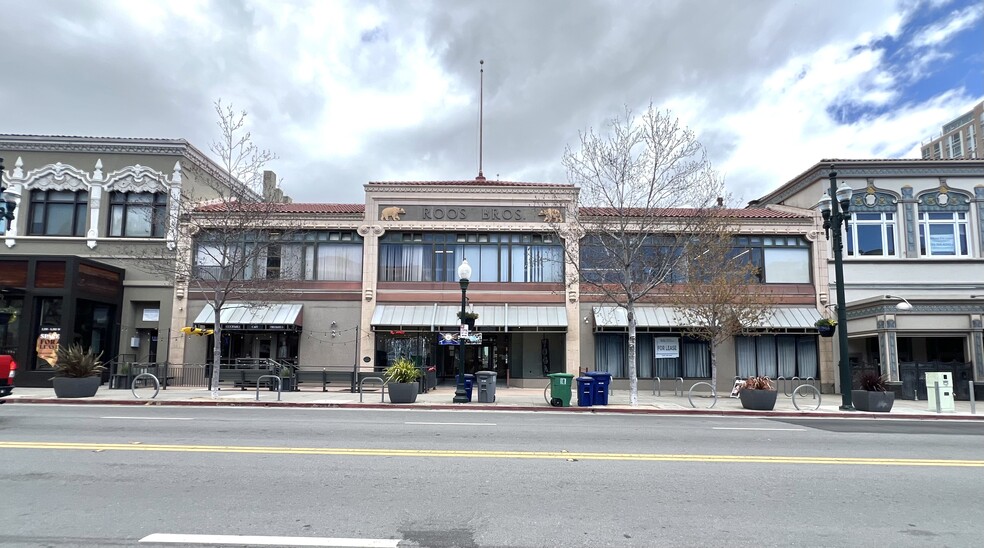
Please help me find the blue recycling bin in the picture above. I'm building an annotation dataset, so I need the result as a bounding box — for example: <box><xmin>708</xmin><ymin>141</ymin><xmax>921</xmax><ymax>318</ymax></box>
<box><xmin>576</xmin><ymin>377</ymin><xmax>595</xmax><ymax>407</ymax></box>
<box><xmin>458</xmin><ymin>373</ymin><xmax>475</xmax><ymax>402</ymax></box>
<box><xmin>586</xmin><ymin>371</ymin><xmax>612</xmax><ymax>405</ymax></box>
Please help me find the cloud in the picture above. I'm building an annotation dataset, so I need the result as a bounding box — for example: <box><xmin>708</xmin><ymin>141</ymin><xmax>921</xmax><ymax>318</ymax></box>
<box><xmin>2</xmin><ymin>0</ymin><xmax>981</xmax><ymax>207</ymax></box>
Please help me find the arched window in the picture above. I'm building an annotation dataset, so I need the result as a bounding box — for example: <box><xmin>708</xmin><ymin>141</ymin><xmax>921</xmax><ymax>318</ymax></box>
<box><xmin>845</xmin><ymin>182</ymin><xmax>898</xmax><ymax>257</ymax></box>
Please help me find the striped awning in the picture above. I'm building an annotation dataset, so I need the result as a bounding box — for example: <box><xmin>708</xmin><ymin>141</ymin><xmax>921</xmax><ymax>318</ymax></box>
<box><xmin>194</xmin><ymin>303</ymin><xmax>303</xmax><ymax>327</ymax></box>
<box><xmin>371</xmin><ymin>305</ymin><xmax>568</xmax><ymax>329</ymax></box>
<box><xmin>593</xmin><ymin>306</ymin><xmax>822</xmax><ymax>329</ymax></box>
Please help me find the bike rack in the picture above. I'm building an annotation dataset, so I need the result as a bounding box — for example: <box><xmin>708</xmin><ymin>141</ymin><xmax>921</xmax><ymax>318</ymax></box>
<box><xmin>687</xmin><ymin>381</ymin><xmax>717</xmax><ymax>409</ymax></box>
<box><xmin>359</xmin><ymin>376</ymin><xmax>385</xmax><ymax>403</ymax></box>
<box><xmin>255</xmin><ymin>375</ymin><xmax>282</xmax><ymax>401</ymax></box>
<box><xmin>653</xmin><ymin>377</ymin><xmax>661</xmax><ymax>396</ymax></box>
<box><xmin>674</xmin><ymin>377</ymin><xmax>684</xmax><ymax>397</ymax></box>
<box><xmin>777</xmin><ymin>376</ymin><xmax>788</xmax><ymax>396</ymax></box>
<box><xmin>791</xmin><ymin>384</ymin><xmax>821</xmax><ymax>411</ymax></box>
<box><xmin>131</xmin><ymin>373</ymin><xmax>160</xmax><ymax>399</ymax></box>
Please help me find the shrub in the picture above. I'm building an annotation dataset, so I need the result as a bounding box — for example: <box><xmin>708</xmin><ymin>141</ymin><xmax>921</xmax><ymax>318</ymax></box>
<box><xmin>815</xmin><ymin>318</ymin><xmax>836</xmax><ymax>327</ymax></box>
<box><xmin>51</xmin><ymin>344</ymin><xmax>106</xmax><ymax>379</ymax></box>
<box><xmin>457</xmin><ymin>310</ymin><xmax>479</xmax><ymax>320</ymax></box>
<box><xmin>742</xmin><ymin>376</ymin><xmax>775</xmax><ymax>391</ymax></box>
<box><xmin>384</xmin><ymin>357</ymin><xmax>422</xmax><ymax>384</ymax></box>
<box><xmin>859</xmin><ymin>371</ymin><xmax>888</xmax><ymax>392</ymax></box>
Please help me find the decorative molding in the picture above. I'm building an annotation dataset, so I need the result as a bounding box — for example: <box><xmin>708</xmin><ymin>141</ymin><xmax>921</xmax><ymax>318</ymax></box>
<box><xmin>917</xmin><ymin>182</ymin><xmax>971</xmax><ymax>211</ymax></box>
<box><xmin>23</xmin><ymin>162</ymin><xmax>90</xmax><ymax>192</ymax></box>
<box><xmin>851</xmin><ymin>303</ymin><xmax>984</xmax><ymax>319</ymax></box>
<box><xmin>104</xmin><ymin>164</ymin><xmax>170</xmax><ymax>193</ymax></box>
<box><xmin>902</xmin><ymin>188</ymin><xmax>917</xmax><ymax>257</ymax></box>
<box><xmin>976</xmin><ymin>186</ymin><xmax>984</xmax><ymax>254</ymax></box>
<box><xmin>850</xmin><ymin>179</ymin><xmax>898</xmax><ymax>212</ymax></box>
<box><xmin>888</xmin><ymin>331</ymin><xmax>898</xmax><ymax>379</ymax></box>
<box><xmin>357</xmin><ymin>224</ymin><xmax>385</xmax><ymax>237</ymax></box>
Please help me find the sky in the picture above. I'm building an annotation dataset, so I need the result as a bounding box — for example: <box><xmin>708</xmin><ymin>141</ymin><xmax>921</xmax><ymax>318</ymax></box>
<box><xmin>2</xmin><ymin>0</ymin><xmax>982</xmax><ymax>205</ymax></box>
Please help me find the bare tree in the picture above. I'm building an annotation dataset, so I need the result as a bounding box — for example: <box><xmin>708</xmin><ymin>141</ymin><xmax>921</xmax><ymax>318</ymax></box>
<box><xmin>675</xmin><ymin>215</ymin><xmax>777</xmax><ymax>391</ymax></box>
<box><xmin>128</xmin><ymin>100</ymin><xmax>293</xmax><ymax>397</ymax></box>
<box><xmin>556</xmin><ymin>104</ymin><xmax>724</xmax><ymax>405</ymax></box>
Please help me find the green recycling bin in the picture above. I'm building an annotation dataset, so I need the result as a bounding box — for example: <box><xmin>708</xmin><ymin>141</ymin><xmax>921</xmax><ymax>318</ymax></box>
<box><xmin>546</xmin><ymin>373</ymin><xmax>575</xmax><ymax>407</ymax></box>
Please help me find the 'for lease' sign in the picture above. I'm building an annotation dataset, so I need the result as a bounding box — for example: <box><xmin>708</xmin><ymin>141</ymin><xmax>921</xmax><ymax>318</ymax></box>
<box><xmin>654</xmin><ymin>337</ymin><xmax>680</xmax><ymax>359</ymax></box>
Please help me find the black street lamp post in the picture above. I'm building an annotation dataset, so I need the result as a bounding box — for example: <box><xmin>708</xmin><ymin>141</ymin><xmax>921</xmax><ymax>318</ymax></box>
<box><xmin>818</xmin><ymin>167</ymin><xmax>855</xmax><ymax>410</ymax></box>
<box><xmin>453</xmin><ymin>258</ymin><xmax>472</xmax><ymax>404</ymax></box>
<box><xmin>1</xmin><ymin>157</ymin><xmax>20</xmax><ymax>226</ymax></box>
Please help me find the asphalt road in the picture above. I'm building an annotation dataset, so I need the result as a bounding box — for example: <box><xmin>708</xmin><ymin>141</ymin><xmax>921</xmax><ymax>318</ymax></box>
<box><xmin>2</xmin><ymin>405</ymin><xmax>982</xmax><ymax>547</ymax></box>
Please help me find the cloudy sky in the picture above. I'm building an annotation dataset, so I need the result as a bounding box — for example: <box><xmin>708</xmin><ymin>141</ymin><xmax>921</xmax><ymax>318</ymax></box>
<box><xmin>3</xmin><ymin>0</ymin><xmax>982</xmax><ymax>204</ymax></box>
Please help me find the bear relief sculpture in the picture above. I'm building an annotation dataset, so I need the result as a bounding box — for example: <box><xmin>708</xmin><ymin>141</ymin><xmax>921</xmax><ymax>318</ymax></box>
<box><xmin>538</xmin><ymin>208</ymin><xmax>562</xmax><ymax>223</ymax></box>
<box><xmin>380</xmin><ymin>206</ymin><xmax>406</xmax><ymax>221</ymax></box>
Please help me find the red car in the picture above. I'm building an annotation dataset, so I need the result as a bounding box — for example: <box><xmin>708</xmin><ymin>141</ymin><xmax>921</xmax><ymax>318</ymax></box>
<box><xmin>0</xmin><ymin>355</ymin><xmax>16</xmax><ymax>400</ymax></box>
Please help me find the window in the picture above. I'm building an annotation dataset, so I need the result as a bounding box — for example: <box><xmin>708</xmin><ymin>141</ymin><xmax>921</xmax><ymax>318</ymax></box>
<box><xmin>933</xmin><ymin>142</ymin><xmax>942</xmax><ymax>159</ymax></box>
<box><xmin>919</xmin><ymin>211</ymin><xmax>968</xmax><ymax>256</ymax></box>
<box><xmin>732</xmin><ymin>236</ymin><xmax>810</xmax><ymax>283</ymax></box>
<box><xmin>579</xmin><ymin>234</ymin><xmax>687</xmax><ymax>284</ymax></box>
<box><xmin>379</xmin><ymin>232</ymin><xmax>563</xmax><ymax>283</ymax></box>
<box><xmin>847</xmin><ymin>212</ymin><xmax>896</xmax><ymax>256</ymax></box>
<box><xmin>736</xmin><ymin>335</ymin><xmax>818</xmax><ymax>378</ymax></box>
<box><xmin>949</xmin><ymin>133</ymin><xmax>963</xmax><ymax>158</ymax></box>
<box><xmin>108</xmin><ymin>191</ymin><xmax>167</xmax><ymax>237</ymax></box>
<box><xmin>28</xmin><ymin>190</ymin><xmax>88</xmax><ymax>236</ymax></box>
<box><xmin>595</xmin><ymin>333</ymin><xmax>709</xmax><ymax>378</ymax></box>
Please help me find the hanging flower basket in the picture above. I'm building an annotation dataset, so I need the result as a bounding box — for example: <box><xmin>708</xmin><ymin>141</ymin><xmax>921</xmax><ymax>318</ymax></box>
<box><xmin>815</xmin><ymin>319</ymin><xmax>836</xmax><ymax>338</ymax></box>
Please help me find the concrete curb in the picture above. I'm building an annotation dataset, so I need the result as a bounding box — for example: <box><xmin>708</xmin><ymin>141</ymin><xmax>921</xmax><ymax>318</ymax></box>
<box><xmin>6</xmin><ymin>397</ymin><xmax>983</xmax><ymax>420</ymax></box>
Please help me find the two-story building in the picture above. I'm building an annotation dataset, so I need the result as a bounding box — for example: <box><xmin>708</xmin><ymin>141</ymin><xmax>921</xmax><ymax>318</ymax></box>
<box><xmin>751</xmin><ymin>159</ymin><xmax>984</xmax><ymax>400</ymax></box>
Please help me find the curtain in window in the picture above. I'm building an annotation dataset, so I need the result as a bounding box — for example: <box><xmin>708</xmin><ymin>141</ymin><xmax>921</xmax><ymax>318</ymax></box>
<box><xmin>736</xmin><ymin>337</ymin><xmax>756</xmax><ymax>377</ymax></box>
<box><xmin>683</xmin><ymin>340</ymin><xmax>709</xmax><ymax>377</ymax></box>
<box><xmin>777</xmin><ymin>336</ymin><xmax>796</xmax><ymax>378</ymax></box>
<box><xmin>280</xmin><ymin>244</ymin><xmax>303</xmax><ymax>280</ymax></box>
<box><xmin>636</xmin><ymin>334</ymin><xmax>653</xmax><ymax>378</ymax></box>
<box><xmin>797</xmin><ymin>337</ymin><xmax>818</xmax><ymax>378</ymax></box>
<box><xmin>756</xmin><ymin>336</ymin><xmax>777</xmax><ymax>377</ymax></box>
<box><xmin>318</xmin><ymin>244</ymin><xmax>363</xmax><ymax>281</ymax></box>
<box><xmin>595</xmin><ymin>334</ymin><xmax>625</xmax><ymax>377</ymax></box>
<box><xmin>655</xmin><ymin>358</ymin><xmax>678</xmax><ymax>377</ymax></box>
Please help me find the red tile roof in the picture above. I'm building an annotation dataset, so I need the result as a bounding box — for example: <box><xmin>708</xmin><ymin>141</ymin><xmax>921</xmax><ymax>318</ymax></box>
<box><xmin>579</xmin><ymin>207</ymin><xmax>807</xmax><ymax>219</ymax></box>
<box><xmin>194</xmin><ymin>202</ymin><xmax>364</xmax><ymax>214</ymax></box>
<box><xmin>367</xmin><ymin>179</ymin><xmax>573</xmax><ymax>187</ymax></box>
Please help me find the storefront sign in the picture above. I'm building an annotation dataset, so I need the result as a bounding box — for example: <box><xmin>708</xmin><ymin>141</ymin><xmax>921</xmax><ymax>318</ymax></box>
<box><xmin>378</xmin><ymin>205</ymin><xmax>564</xmax><ymax>223</ymax></box>
<box><xmin>654</xmin><ymin>337</ymin><xmax>680</xmax><ymax>359</ymax></box>
<box><xmin>438</xmin><ymin>332</ymin><xmax>460</xmax><ymax>345</ymax></box>
<box><xmin>142</xmin><ymin>308</ymin><xmax>160</xmax><ymax>322</ymax></box>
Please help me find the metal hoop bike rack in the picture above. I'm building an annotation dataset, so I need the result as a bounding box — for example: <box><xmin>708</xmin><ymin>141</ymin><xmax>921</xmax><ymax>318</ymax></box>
<box><xmin>359</xmin><ymin>376</ymin><xmax>385</xmax><ymax>403</ymax></box>
<box><xmin>130</xmin><ymin>373</ymin><xmax>160</xmax><ymax>399</ymax></box>
<box><xmin>674</xmin><ymin>377</ymin><xmax>684</xmax><ymax>397</ymax></box>
<box><xmin>791</xmin><ymin>383</ymin><xmax>821</xmax><ymax>411</ymax></box>
<box><xmin>255</xmin><ymin>375</ymin><xmax>282</xmax><ymax>401</ymax></box>
<box><xmin>687</xmin><ymin>381</ymin><xmax>717</xmax><ymax>409</ymax></box>
<box><xmin>652</xmin><ymin>377</ymin><xmax>661</xmax><ymax>396</ymax></box>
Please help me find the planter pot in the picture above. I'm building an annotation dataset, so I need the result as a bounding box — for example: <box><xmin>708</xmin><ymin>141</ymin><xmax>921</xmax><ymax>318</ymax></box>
<box><xmin>463</xmin><ymin>318</ymin><xmax>476</xmax><ymax>329</ymax></box>
<box><xmin>52</xmin><ymin>376</ymin><xmax>102</xmax><ymax>398</ymax></box>
<box><xmin>852</xmin><ymin>390</ymin><xmax>895</xmax><ymax>412</ymax></box>
<box><xmin>739</xmin><ymin>389</ymin><xmax>778</xmax><ymax>411</ymax></box>
<box><xmin>388</xmin><ymin>382</ymin><xmax>419</xmax><ymax>404</ymax></box>
<box><xmin>816</xmin><ymin>324</ymin><xmax>836</xmax><ymax>337</ymax></box>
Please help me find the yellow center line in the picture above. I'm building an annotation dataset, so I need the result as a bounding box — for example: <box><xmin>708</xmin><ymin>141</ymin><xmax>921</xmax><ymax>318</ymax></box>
<box><xmin>1</xmin><ymin>441</ymin><xmax>981</xmax><ymax>467</ymax></box>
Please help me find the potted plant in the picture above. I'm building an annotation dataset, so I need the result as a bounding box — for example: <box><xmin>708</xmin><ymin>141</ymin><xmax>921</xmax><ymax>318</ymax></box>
<box><xmin>852</xmin><ymin>371</ymin><xmax>895</xmax><ymax>412</ymax></box>
<box><xmin>384</xmin><ymin>357</ymin><xmax>422</xmax><ymax>403</ymax></box>
<box><xmin>50</xmin><ymin>344</ymin><xmax>106</xmax><ymax>398</ymax></box>
<box><xmin>457</xmin><ymin>310</ymin><xmax>479</xmax><ymax>329</ymax></box>
<box><xmin>738</xmin><ymin>376</ymin><xmax>778</xmax><ymax>411</ymax></box>
<box><xmin>815</xmin><ymin>317</ymin><xmax>837</xmax><ymax>337</ymax></box>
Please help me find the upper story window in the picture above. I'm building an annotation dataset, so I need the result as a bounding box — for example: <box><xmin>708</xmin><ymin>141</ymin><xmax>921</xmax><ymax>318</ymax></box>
<box><xmin>194</xmin><ymin>230</ymin><xmax>363</xmax><ymax>282</ymax></box>
<box><xmin>107</xmin><ymin>191</ymin><xmax>167</xmax><ymax>237</ymax></box>
<box><xmin>949</xmin><ymin>133</ymin><xmax>963</xmax><ymax>158</ymax></box>
<box><xmin>919</xmin><ymin>211</ymin><xmax>969</xmax><ymax>256</ymax></box>
<box><xmin>733</xmin><ymin>235</ymin><xmax>811</xmax><ymax>283</ymax></box>
<box><xmin>380</xmin><ymin>232</ymin><xmax>563</xmax><ymax>283</ymax></box>
<box><xmin>847</xmin><ymin>212</ymin><xmax>896</xmax><ymax>256</ymax></box>
<box><xmin>933</xmin><ymin>142</ymin><xmax>942</xmax><ymax>159</ymax></box>
<box><xmin>917</xmin><ymin>185</ymin><xmax>971</xmax><ymax>257</ymax></box>
<box><xmin>28</xmin><ymin>190</ymin><xmax>88</xmax><ymax>236</ymax></box>
<box><xmin>302</xmin><ymin>231</ymin><xmax>362</xmax><ymax>281</ymax></box>
<box><xmin>845</xmin><ymin>182</ymin><xmax>899</xmax><ymax>258</ymax></box>
<box><xmin>579</xmin><ymin>234</ymin><xmax>686</xmax><ymax>285</ymax></box>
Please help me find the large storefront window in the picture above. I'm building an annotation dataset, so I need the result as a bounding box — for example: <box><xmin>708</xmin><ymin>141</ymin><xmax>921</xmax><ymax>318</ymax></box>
<box><xmin>736</xmin><ymin>335</ymin><xmax>818</xmax><ymax>378</ymax></box>
<box><xmin>0</xmin><ymin>293</ymin><xmax>25</xmax><ymax>356</ymax></box>
<box><xmin>595</xmin><ymin>333</ymin><xmax>709</xmax><ymax>378</ymax></box>
<box><xmin>379</xmin><ymin>232</ymin><xmax>563</xmax><ymax>283</ymax></box>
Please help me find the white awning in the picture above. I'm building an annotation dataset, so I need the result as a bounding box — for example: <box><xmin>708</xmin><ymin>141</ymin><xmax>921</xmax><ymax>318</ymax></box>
<box><xmin>193</xmin><ymin>303</ymin><xmax>303</xmax><ymax>327</ymax></box>
<box><xmin>593</xmin><ymin>306</ymin><xmax>822</xmax><ymax>329</ymax></box>
<box><xmin>371</xmin><ymin>304</ymin><xmax>568</xmax><ymax>329</ymax></box>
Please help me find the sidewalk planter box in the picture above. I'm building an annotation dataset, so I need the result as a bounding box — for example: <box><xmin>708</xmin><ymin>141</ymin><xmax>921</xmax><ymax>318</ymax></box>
<box><xmin>52</xmin><ymin>376</ymin><xmax>102</xmax><ymax>398</ymax></box>
<box><xmin>388</xmin><ymin>382</ymin><xmax>419</xmax><ymax>404</ymax></box>
<box><xmin>852</xmin><ymin>390</ymin><xmax>895</xmax><ymax>412</ymax></box>
<box><xmin>739</xmin><ymin>389</ymin><xmax>777</xmax><ymax>411</ymax></box>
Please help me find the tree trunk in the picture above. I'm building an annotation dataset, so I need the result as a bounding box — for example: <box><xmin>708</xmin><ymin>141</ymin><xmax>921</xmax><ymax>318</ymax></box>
<box><xmin>627</xmin><ymin>305</ymin><xmax>638</xmax><ymax>406</ymax></box>
<box><xmin>710</xmin><ymin>333</ymin><xmax>720</xmax><ymax>396</ymax></box>
<box><xmin>210</xmin><ymin>294</ymin><xmax>222</xmax><ymax>398</ymax></box>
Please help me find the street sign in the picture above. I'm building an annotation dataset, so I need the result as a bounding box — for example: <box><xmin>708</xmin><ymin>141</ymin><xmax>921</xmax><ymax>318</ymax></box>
<box><xmin>438</xmin><ymin>332</ymin><xmax>460</xmax><ymax>345</ymax></box>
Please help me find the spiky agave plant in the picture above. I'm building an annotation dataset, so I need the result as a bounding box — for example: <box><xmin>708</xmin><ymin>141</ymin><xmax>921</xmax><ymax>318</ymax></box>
<box><xmin>52</xmin><ymin>344</ymin><xmax>106</xmax><ymax>378</ymax></box>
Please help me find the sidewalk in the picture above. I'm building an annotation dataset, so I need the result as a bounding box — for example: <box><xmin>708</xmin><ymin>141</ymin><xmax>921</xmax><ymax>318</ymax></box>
<box><xmin>3</xmin><ymin>383</ymin><xmax>981</xmax><ymax>420</ymax></box>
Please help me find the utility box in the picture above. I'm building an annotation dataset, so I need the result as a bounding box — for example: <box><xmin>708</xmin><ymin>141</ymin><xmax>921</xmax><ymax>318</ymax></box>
<box><xmin>925</xmin><ymin>372</ymin><xmax>955</xmax><ymax>412</ymax></box>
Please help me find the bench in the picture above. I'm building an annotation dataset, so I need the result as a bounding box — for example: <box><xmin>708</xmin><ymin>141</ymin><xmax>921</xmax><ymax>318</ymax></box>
<box><xmin>293</xmin><ymin>369</ymin><xmax>357</xmax><ymax>392</ymax></box>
